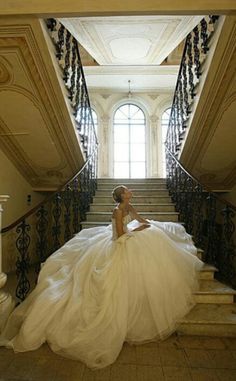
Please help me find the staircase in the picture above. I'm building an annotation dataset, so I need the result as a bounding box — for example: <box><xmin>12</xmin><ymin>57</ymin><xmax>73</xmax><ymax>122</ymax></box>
<box><xmin>82</xmin><ymin>178</ymin><xmax>236</xmax><ymax>337</ymax></box>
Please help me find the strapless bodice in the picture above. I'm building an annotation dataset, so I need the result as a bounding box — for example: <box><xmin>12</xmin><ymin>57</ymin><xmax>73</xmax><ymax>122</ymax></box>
<box><xmin>112</xmin><ymin>213</ymin><xmax>132</xmax><ymax>240</ymax></box>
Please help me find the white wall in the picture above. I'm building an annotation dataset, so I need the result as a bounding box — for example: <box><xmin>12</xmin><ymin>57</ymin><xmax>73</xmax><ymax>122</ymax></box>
<box><xmin>0</xmin><ymin>149</ymin><xmax>44</xmax><ymax>227</ymax></box>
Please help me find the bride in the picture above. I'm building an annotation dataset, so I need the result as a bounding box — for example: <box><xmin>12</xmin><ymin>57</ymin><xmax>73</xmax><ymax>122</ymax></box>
<box><xmin>0</xmin><ymin>185</ymin><xmax>203</xmax><ymax>369</ymax></box>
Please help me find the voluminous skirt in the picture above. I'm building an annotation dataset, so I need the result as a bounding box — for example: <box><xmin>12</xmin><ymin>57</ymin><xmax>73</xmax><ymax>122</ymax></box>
<box><xmin>0</xmin><ymin>221</ymin><xmax>203</xmax><ymax>369</ymax></box>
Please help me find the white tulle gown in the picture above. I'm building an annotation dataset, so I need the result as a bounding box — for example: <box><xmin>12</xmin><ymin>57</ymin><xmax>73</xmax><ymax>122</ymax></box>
<box><xmin>0</xmin><ymin>216</ymin><xmax>203</xmax><ymax>369</ymax></box>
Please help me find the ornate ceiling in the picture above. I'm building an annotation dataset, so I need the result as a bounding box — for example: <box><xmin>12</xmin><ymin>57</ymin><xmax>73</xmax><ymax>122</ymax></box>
<box><xmin>60</xmin><ymin>16</ymin><xmax>202</xmax><ymax>65</ymax></box>
<box><xmin>60</xmin><ymin>16</ymin><xmax>202</xmax><ymax>92</ymax></box>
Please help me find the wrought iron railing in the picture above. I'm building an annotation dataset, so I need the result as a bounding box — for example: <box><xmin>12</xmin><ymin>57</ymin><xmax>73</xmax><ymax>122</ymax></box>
<box><xmin>166</xmin><ymin>15</ymin><xmax>219</xmax><ymax>156</ymax></box>
<box><xmin>2</xmin><ymin>149</ymin><xmax>97</xmax><ymax>302</ymax></box>
<box><xmin>165</xmin><ymin>14</ymin><xmax>236</xmax><ymax>287</ymax></box>
<box><xmin>166</xmin><ymin>146</ymin><xmax>236</xmax><ymax>288</ymax></box>
<box><xmin>0</xmin><ymin>19</ymin><xmax>99</xmax><ymax>303</ymax></box>
<box><xmin>46</xmin><ymin>18</ymin><xmax>97</xmax><ymax>158</ymax></box>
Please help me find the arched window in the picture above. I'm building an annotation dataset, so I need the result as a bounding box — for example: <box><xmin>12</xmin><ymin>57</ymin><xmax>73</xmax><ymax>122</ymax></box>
<box><xmin>113</xmin><ymin>104</ymin><xmax>146</xmax><ymax>178</ymax></box>
<box><xmin>161</xmin><ymin>108</ymin><xmax>171</xmax><ymax>177</ymax></box>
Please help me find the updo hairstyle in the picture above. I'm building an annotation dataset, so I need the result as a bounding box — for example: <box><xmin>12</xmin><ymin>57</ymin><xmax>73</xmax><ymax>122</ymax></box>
<box><xmin>112</xmin><ymin>185</ymin><xmax>126</xmax><ymax>203</ymax></box>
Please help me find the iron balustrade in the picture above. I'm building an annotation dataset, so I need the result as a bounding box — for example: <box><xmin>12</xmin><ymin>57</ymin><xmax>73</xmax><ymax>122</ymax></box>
<box><xmin>165</xmin><ymin>14</ymin><xmax>236</xmax><ymax>287</ymax></box>
<box><xmin>166</xmin><ymin>15</ymin><xmax>220</xmax><ymax>156</ymax></box>
<box><xmin>2</xmin><ymin>149</ymin><xmax>98</xmax><ymax>302</ymax></box>
<box><xmin>166</xmin><ymin>146</ymin><xmax>236</xmax><ymax>289</ymax></box>
<box><xmin>46</xmin><ymin>18</ymin><xmax>98</xmax><ymax>158</ymax></box>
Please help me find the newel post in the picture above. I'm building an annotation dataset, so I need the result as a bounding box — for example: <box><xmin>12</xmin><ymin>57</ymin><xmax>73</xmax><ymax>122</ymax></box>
<box><xmin>0</xmin><ymin>195</ymin><xmax>14</xmax><ymax>332</ymax></box>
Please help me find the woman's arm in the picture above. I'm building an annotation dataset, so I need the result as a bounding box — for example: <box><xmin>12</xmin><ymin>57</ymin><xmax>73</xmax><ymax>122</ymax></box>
<box><xmin>129</xmin><ymin>204</ymin><xmax>149</xmax><ymax>223</ymax></box>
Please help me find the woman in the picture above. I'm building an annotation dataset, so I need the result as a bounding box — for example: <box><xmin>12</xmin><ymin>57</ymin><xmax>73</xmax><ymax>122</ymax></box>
<box><xmin>0</xmin><ymin>185</ymin><xmax>203</xmax><ymax>369</ymax></box>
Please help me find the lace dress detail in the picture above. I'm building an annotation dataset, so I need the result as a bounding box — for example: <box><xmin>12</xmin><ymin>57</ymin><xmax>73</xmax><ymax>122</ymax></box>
<box><xmin>111</xmin><ymin>213</ymin><xmax>132</xmax><ymax>240</ymax></box>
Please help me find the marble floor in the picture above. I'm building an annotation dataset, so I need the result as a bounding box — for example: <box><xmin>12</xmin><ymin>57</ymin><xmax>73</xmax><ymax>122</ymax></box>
<box><xmin>1</xmin><ymin>334</ymin><xmax>236</xmax><ymax>381</ymax></box>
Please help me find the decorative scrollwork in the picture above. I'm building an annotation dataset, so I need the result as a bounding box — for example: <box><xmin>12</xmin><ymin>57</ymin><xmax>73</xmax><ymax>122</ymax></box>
<box><xmin>35</xmin><ymin>205</ymin><xmax>48</xmax><ymax>275</ymax></box>
<box><xmin>193</xmin><ymin>25</ymin><xmax>201</xmax><ymax>78</ymax></box>
<box><xmin>166</xmin><ymin>16</ymin><xmax>219</xmax><ymax>156</ymax></box>
<box><xmin>52</xmin><ymin>193</ymin><xmax>62</xmax><ymax>251</ymax></box>
<box><xmin>63</xmin><ymin>185</ymin><xmax>72</xmax><ymax>242</ymax></box>
<box><xmin>220</xmin><ymin>206</ymin><xmax>236</xmax><ymax>286</ymax></box>
<box><xmin>166</xmin><ymin>147</ymin><xmax>236</xmax><ymax>289</ymax></box>
<box><xmin>200</xmin><ymin>18</ymin><xmax>209</xmax><ymax>54</ymax></box>
<box><xmin>56</xmin><ymin>23</ymin><xmax>65</xmax><ymax>60</ymax></box>
<box><xmin>15</xmin><ymin>220</ymin><xmax>31</xmax><ymax>301</ymax></box>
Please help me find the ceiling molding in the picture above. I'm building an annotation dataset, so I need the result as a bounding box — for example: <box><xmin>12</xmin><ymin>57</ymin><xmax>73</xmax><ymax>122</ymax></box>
<box><xmin>60</xmin><ymin>16</ymin><xmax>202</xmax><ymax>65</ymax></box>
<box><xmin>0</xmin><ymin>1</ymin><xmax>235</xmax><ymax>17</ymax></box>
<box><xmin>84</xmin><ymin>65</ymin><xmax>179</xmax><ymax>92</ymax></box>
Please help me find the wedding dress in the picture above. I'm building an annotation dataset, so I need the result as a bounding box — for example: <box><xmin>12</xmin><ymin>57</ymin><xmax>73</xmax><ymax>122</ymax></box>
<box><xmin>0</xmin><ymin>215</ymin><xmax>203</xmax><ymax>369</ymax></box>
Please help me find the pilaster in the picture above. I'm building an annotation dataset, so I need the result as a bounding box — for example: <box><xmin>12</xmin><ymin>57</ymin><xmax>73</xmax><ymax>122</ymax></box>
<box><xmin>99</xmin><ymin>114</ymin><xmax>110</xmax><ymax>177</ymax></box>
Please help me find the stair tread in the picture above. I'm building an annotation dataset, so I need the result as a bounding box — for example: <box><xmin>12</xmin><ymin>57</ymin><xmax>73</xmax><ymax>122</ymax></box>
<box><xmin>82</xmin><ymin>220</ymin><xmax>186</xmax><ymax>225</ymax></box>
<box><xmin>94</xmin><ymin>195</ymin><xmax>170</xmax><ymax>200</ymax></box>
<box><xmin>98</xmin><ymin>182</ymin><xmax>167</xmax><ymax>185</ymax></box>
<box><xmin>97</xmin><ymin>178</ymin><xmax>166</xmax><ymax>181</ymax></box>
<box><xmin>86</xmin><ymin>211</ymin><xmax>179</xmax><ymax>215</ymax></box>
<box><xmin>97</xmin><ymin>188</ymin><xmax>168</xmax><ymax>190</ymax></box>
<box><xmin>179</xmin><ymin>303</ymin><xmax>236</xmax><ymax>325</ymax></box>
<box><xmin>91</xmin><ymin>203</ymin><xmax>174</xmax><ymax>206</ymax></box>
<box><xmin>197</xmin><ymin>279</ymin><xmax>236</xmax><ymax>295</ymax></box>
<box><xmin>200</xmin><ymin>264</ymin><xmax>218</xmax><ymax>272</ymax></box>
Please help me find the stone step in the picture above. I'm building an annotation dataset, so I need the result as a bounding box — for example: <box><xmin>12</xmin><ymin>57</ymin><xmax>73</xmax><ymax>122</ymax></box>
<box><xmin>95</xmin><ymin>189</ymin><xmax>170</xmax><ymax>196</ymax></box>
<box><xmin>98</xmin><ymin>183</ymin><xmax>167</xmax><ymax>190</ymax></box>
<box><xmin>89</xmin><ymin>203</ymin><xmax>175</xmax><ymax>212</ymax></box>
<box><xmin>198</xmin><ymin>264</ymin><xmax>218</xmax><ymax>280</ymax></box>
<box><xmin>93</xmin><ymin>196</ymin><xmax>172</xmax><ymax>203</ymax></box>
<box><xmin>177</xmin><ymin>303</ymin><xmax>236</xmax><ymax>337</ymax></box>
<box><xmin>85</xmin><ymin>211</ymin><xmax>179</xmax><ymax>222</ymax></box>
<box><xmin>194</xmin><ymin>280</ymin><xmax>236</xmax><ymax>304</ymax></box>
<box><xmin>97</xmin><ymin>178</ymin><xmax>167</xmax><ymax>184</ymax></box>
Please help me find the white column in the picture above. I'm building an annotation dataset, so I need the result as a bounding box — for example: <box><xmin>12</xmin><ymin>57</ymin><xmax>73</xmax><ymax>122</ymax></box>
<box><xmin>0</xmin><ymin>195</ymin><xmax>14</xmax><ymax>333</ymax></box>
<box><xmin>99</xmin><ymin>115</ymin><xmax>110</xmax><ymax>178</ymax></box>
<box><xmin>149</xmin><ymin>115</ymin><xmax>159</xmax><ymax>177</ymax></box>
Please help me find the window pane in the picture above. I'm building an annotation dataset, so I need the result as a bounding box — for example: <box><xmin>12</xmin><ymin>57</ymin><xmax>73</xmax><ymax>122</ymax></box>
<box><xmin>131</xmin><ymin>109</ymin><xmax>145</xmax><ymax>122</ymax></box>
<box><xmin>130</xmin><ymin>125</ymin><xmax>145</xmax><ymax>143</ymax></box>
<box><xmin>131</xmin><ymin>144</ymin><xmax>145</xmax><ymax>161</ymax></box>
<box><xmin>114</xmin><ymin>125</ymin><xmax>129</xmax><ymax>143</ymax></box>
<box><xmin>131</xmin><ymin>162</ymin><xmax>145</xmax><ymax>178</ymax></box>
<box><xmin>114</xmin><ymin>103</ymin><xmax>146</xmax><ymax>179</ymax></box>
<box><xmin>116</xmin><ymin>105</ymin><xmax>129</xmax><ymax>119</ymax></box>
<box><xmin>114</xmin><ymin>143</ymin><xmax>129</xmax><ymax>161</ymax></box>
<box><xmin>129</xmin><ymin>104</ymin><xmax>139</xmax><ymax>118</ymax></box>
<box><xmin>114</xmin><ymin>162</ymin><xmax>129</xmax><ymax>178</ymax></box>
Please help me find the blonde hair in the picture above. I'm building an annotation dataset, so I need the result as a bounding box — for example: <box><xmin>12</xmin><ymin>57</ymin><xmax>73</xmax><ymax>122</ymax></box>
<box><xmin>112</xmin><ymin>185</ymin><xmax>126</xmax><ymax>203</ymax></box>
